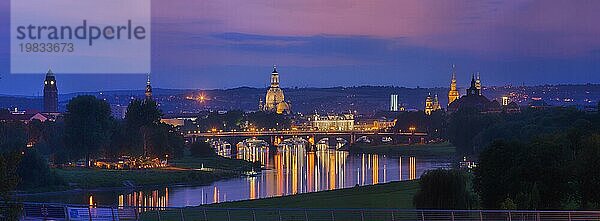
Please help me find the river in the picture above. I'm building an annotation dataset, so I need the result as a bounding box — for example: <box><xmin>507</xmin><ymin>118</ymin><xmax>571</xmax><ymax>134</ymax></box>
<box><xmin>21</xmin><ymin>141</ymin><xmax>453</xmax><ymax>207</ymax></box>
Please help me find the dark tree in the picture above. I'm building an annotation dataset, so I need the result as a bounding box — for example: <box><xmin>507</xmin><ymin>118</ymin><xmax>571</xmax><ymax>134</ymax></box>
<box><xmin>578</xmin><ymin>134</ymin><xmax>600</xmax><ymax>208</ymax></box>
<box><xmin>246</xmin><ymin>111</ymin><xmax>291</xmax><ymax>130</ymax></box>
<box><xmin>475</xmin><ymin>137</ymin><xmax>571</xmax><ymax>209</ymax></box>
<box><xmin>393</xmin><ymin>111</ymin><xmax>447</xmax><ymax>139</ymax></box>
<box><xmin>189</xmin><ymin>141</ymin><xmax>215</xmax><ymax>157</ymax></box>
<box><xmin>447</xmin><ymin>108</ymin><xmax>501</xmax><ymax>154</ymax></box>
<box><xmin>17</xmin><ymin>149</ymin><xmax>63</xmax><ymax>190</ymax></box>
<box><xmin>475</xmin><ymin>140</ymin><xmax>521</xmax><ymax>209</ymax></box>
<box><xmin>0</xmin><ymin>121</ymin><xmax>28</xmax><ymax>153</ymax></box>
<box><xmin>27</xmin><ymin>120</ymin><xmax>66</xmax><ymax>163</ymax></box>
<box><xmin>124</xmin><ymin>99</ymin><xmax>184</xmax><ymax>158</ymax></box>
<box><xmin>64</xmin><ymin>95</ymin><xmax>114</xmax><ymax>165</ymax></box>
<box><xmin>164</xmin><ymin>124</ymin><xmax>185</xmax><ymax>158</ymax></box>
<box><xmin>0</xmin><ymin>152</ymin><xmax>21</xmax><ymax>220</ymax></box>
<box><xmin>125</xmin><ymin>99</ymin><xmax>162</xmax><ymax>156</ymax></box>
<box><xmin>148</xmin><ymin>123</ymin><xmax>185</xmax><ymax>158</ymax></box>
<box><xmin>414</xmin><ymin>169</ymin><xmax>478</xmax><ymax>209</ymax></box>
<box><xmin>125</xmin><ymin>99</ymin><xmax>162</xmax><ymax>129</ymax></box>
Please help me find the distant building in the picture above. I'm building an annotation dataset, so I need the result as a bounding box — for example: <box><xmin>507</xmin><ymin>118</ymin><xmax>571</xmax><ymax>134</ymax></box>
<box><xmin>309</xmin><ymin>113</ymin><xmax>354</xmax><ymax>131</ymax></box>
<box><xmin>448</xmin><ymin>65</ymin><xmax>460</xmax><ymax>106</ymax></box>
<box><xmin>424</xmin><ymin>93</ymin><xmax>441</xmax><ymax>115</ymax></box>
<box><xmin>355</xmin><ymin>118</ymin><xmax>396</xmax><ymax>131</ymax></box>
<box><xmin>43</xmin><ymin>69</ymin><xmax>58</xmax><ymax>113</ymax></box>
<box><xmin>112</xmin><ymin>105</ymin><xmax>128</xmax><ymax>119</ymax></box>
<box><xmin>502</xmin><ymin>96</ymin><xmax>510</xmax><ymax>106</ymax></box>
<box><xmin>529</xmin><ymin>99</ymin><xmax>550</xmax><ymax>109</ymax></box>
<box><xmin>260</xmin><ymin>66</ymin><xmax>291</xmax><ymax>114</ymax></box>
<box><xmin>434</xmin><ymin>95</ymin><xmax>441</xmax><ymax>110</ymax></box>
<box><xmin>390</xmin><ymin>94</ymin><xmax>399</xmax><ymax>112</ymax></box>
<box><xmin>448</xmin><ymin>74</ymin><xmax>520</xmax><ymax>114</ymax></box>
<box><xmin>0</xmin><ymin>109</ymin><xmax>58</xmax><ymax>123</ymax></box>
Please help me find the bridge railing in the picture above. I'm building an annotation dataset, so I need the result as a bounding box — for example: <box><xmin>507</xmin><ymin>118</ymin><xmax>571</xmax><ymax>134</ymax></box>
<box><xmin>4</xmin><ymin>202</ymin><xmax>600</xmax><ymax>221</ymax></box>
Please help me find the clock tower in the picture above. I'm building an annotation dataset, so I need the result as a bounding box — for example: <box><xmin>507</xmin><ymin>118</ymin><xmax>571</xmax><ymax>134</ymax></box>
<box><xmin>43</xmin><ymin>69</ymin><xmax>58</xmax><ymax>113</ymax></box>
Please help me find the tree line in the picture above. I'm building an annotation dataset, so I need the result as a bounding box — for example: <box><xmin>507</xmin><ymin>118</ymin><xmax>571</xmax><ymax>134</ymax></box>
<box><xmin>413</xmin><ymin>106</ymin><xmax>600</xmax><ymax>210</ymax></box>
<box><xmin>0</xmin><ymin>95</ymin><xmax>185</xmax><ymax>193</ymax></box>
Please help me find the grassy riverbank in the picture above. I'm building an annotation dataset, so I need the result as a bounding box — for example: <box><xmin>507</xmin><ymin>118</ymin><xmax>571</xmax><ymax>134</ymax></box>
<box><xmin>140</xmin><ymin>181</ymin><xmax>419</xmax><ymax>220</ymax></box>
<box><xmin>25</xmin><ymin>156</ymin><xmax>254</xmax><ymax>193</ymax></box>
<box><xmin>349</xmin><ymin>142</ymin><xmax>455</xmax><ymax>156</ymax></box>
<box><xmin>213</xmin><ymin>180</ymin><xmax>419</xmax><ymax>209</ymax></box>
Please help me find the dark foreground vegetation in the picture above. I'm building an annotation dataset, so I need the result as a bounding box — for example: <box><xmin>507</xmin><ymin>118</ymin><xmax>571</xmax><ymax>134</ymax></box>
<box><xmin>410</xmin><ymin>106</ymin><xmax>600</xmax><ymax>210</ymax></box>
<box><xmin>0</xmin><ymin>96</ymin><xmax>257</xmax><ymax>201</ymax></box>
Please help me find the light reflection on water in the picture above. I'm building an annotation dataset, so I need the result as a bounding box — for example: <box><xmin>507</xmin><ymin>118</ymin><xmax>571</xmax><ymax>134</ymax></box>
<box><xmin>23</xmin><ymin>142</ymin><xmax>452</xmax><ymax>207</ymax></box>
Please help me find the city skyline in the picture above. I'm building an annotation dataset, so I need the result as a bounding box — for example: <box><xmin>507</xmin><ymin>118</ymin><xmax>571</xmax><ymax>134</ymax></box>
<box><xmin>1</xmin><ymin>0</ymin><xmax>600</xmax><ymax>95</ymax></box>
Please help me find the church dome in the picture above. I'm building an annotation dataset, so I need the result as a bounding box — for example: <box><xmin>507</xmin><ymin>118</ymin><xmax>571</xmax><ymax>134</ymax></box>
<box><xmin>276</xmin><ymin>101</ymin><xmax>290</xmax><ymax>114</ymax></box>
<box><xmin>265</xmin><ymin>87</ymin><xmax>285</xmax><ymax>111</ymax></box>
<box><xmin>447</xmin><ymin>94</ymin><xmax>490</xmax><ymax>113</ymax></box>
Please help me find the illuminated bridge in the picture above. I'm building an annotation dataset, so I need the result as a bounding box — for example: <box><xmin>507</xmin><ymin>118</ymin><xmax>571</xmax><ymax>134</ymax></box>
<box><xmin>184</xmin><ymin>130</ymin><xmax>428</xmax><ymax>149</ymax></box>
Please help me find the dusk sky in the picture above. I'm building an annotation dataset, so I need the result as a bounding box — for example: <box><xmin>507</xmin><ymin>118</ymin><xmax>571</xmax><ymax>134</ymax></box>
<box><xmin>1</xmin><ymin>0</ymin><xmax>600</xmax><ymax>95</ymax></box>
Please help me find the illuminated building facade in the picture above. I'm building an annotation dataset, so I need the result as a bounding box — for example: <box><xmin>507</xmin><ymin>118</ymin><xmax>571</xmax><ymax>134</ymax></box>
<box><xmin>448</xmin><ymin>65</ymin><xmax>460</xmax><ymax>106</ymax></box>
<box><xmin>390</xmin><ymin>94</ymin><xmax>399</xmax><ymax>112</ymax></box>
<box><xmin>260</xmin><ymin>66</ymin><xmax>291</xmax><ymax>114</ymax></box>
<box><xmin>355</xmin><ymin>118</ymin><xmax>397</xmax><ymax>131</ymax></box>
<box><xmin>475</xmin><ymin>72</ymin><xmax>482</xmax><ymax>95</ymax></box>
<box><xmin>502</xmin><ymin>96</ymin><xmax>510</xmax><ymax>106</ymax></box>
<box><xmin>424</xmin><ymin>93</ymin><xmax>441</xmax><ymax>115</ymax></box>
<box><xmin>309</xmin><ymin>114</ymin><xmax>354</xmax><ymax>131</ymax></box>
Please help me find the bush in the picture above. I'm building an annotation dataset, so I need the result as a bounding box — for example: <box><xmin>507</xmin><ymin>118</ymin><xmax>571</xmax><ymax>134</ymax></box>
<box><xmin>17</xmin><ymin>149</ymin><xmax>63</xmax><ymax>190</ymax></box>
<box><xmin>414</xmin><ymin>169</ymin><xmax>478</xmax><ymax>209</ymax></box>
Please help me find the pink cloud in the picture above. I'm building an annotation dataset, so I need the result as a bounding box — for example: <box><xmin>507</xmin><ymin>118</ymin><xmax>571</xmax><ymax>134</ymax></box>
<box><xmin>151</xmin><ymin>0</ymin><xmax>600</xmax><ymax>58</ymax></box>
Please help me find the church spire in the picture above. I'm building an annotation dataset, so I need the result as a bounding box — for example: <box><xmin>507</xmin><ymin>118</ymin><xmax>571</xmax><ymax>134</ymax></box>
<box><xmin>451</xmin><ymin>65</ymin><xmax>456</xmax><ymax>79</ymax></box>
<box><xmin>475</xmin><ymin>72</ymin><xmax>482</xmax><ymax>95</ymax></box>
<box><xmin>145</xmin><ymin>73</ymin><xmax>153</xmax><ymax>100</ymax></box>
<box><xmin>467</xmin><ymin>73</ymin><xmax>480</xmax><ymax>96</ymax></box>
<box><xmin>448</xmin><ymin>65</ymin><xmax>460</xmax><ymax>106</ymax></box>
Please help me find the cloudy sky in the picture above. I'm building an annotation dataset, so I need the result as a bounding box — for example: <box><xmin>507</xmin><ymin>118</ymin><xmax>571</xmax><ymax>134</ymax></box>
<box><xmin>1</xmin><ymin>0</ymin><xmax>599</xmax><ymax>95</ymax></box>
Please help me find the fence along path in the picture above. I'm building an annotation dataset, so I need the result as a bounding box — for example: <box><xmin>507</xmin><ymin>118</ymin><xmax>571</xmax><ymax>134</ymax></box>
<box><xmin>5</xmin><ymin>202</ymin><xmax>600</xmax><ymax>221</ymax></box>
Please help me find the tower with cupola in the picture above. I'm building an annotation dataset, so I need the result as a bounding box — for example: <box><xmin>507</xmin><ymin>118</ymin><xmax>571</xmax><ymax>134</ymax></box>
<box><xmin>448</xmin><ymin>65</ymin><xmax>460</xmax><ymax>106</ymax></box>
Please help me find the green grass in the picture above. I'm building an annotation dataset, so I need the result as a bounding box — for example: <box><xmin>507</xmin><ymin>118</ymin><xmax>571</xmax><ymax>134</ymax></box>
<box><xmin>350</xmin><ymin>142</ymin><xmax>455</xmax><ymax>156</ymax></box>
<box><xmin>140</xmin><ymin>181</ymin><xmax>420</xmax><ymax>221</ymax></box>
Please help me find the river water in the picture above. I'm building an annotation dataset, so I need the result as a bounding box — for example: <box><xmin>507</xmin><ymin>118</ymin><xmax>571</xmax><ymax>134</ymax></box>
<box><xmin>21</xmin><ymin>142</ymin><xmax>453</xmax><ymax>207</ymax></box>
